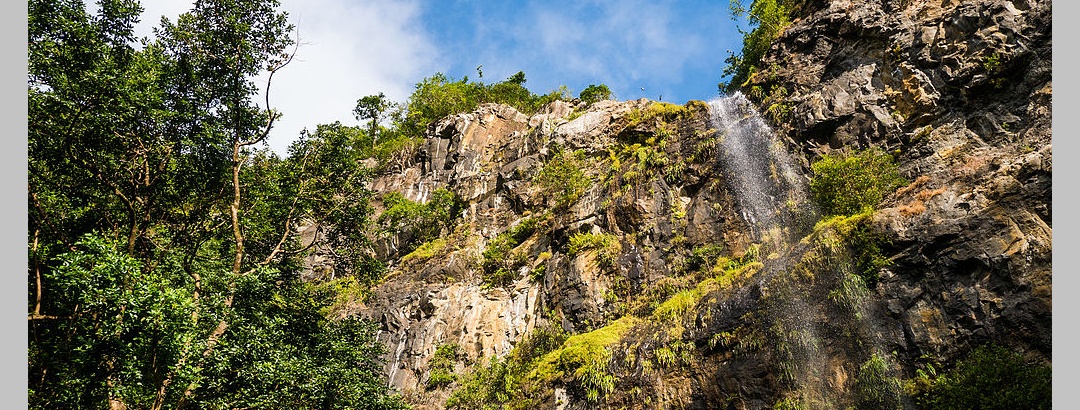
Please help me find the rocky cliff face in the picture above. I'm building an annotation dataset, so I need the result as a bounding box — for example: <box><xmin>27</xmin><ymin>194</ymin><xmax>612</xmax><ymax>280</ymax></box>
<box><xmin>341</xmin><ymin>0</ymin><xmax>1050</xmax><ymax>408</ymax></box>
<box><xmin>746</xmin><ymin>0</ymin><xmax>1051</xmax><ymax>365</ymax></box>
<box><xmin>353</xmin><ymin>98</ymin><xmax>760</xmax><ymax>407</ymax></box>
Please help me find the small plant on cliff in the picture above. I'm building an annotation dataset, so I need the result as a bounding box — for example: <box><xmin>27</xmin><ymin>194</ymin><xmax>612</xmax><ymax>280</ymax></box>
<box><xmin>854</xmin><ymin>353</ymin><xmax>904</xmax><ymax>409</ymax></box>
<box><xmin>809</xmin><ymin>148</ymin><xmax>906</xmax><ymax>217</ymax></box>
<box><xmin>378</xmin><ymin>188</ymin><xmax>465</xmax><ymax>254</ymax></box>
<box><xmin>534</xmin><ymin>149</ymin><xmax>591</xmax><ymax>210</ymax></box>
<box><xmin>427</xmin><ymin>343</ymin><xmax>463</xmax><ymax>389</ymax></box>
<box><xmin>625</xmin><ymin>101</ymin><xmax>692</xmax><ymax>127</ymax></box>
<box><xmin>480</xmin><ymin>217</ymin><xmax>540</xmax><ymax>287</ymax></box>
<box><xmin>568</xmin><ymin>232</ymin><xmax>622</xmax><ymax>270</ymax></box>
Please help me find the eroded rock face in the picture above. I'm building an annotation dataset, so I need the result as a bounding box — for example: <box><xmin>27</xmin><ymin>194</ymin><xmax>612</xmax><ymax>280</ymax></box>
<box><xmin>353</xmin><ymin>98</ymin><xmax>755</xmax><ymax>405</ymax></box>
<box><xmin>747</xmin><ymin>0</ymin><xmax>1051</xmax><ymax>370</ymax></box>
<box><xmin>335</xmin><ymin>1</ymin><xmax>1049</xmax><ymax>408</ymax></box>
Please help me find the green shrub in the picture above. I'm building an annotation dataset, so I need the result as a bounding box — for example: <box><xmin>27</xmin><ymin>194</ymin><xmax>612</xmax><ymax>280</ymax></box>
<box><xmin>529</xmin><ymin>317</ymin><xmax>637</xmax><ymax>403</ymax></box>
<box><xmin>567</xmin><ymin>232</ymin><xmax>621</xmax><ymax>269</ymax></box>
<box><xmin>810</xmin><ymin>209</ymin><xmax>891</xmax><ymax>287</ymax></box>
<box><xmin>480</xmin><ymin>217</ymin><xmax>539</xmax><ymax>287</ymax></box>
<box><xmin>446</xmin><ymin>323</ymin><xmax>568</xmax><ymax>409</ymax></box>
<box><xmin>625</xmin><ymin>102</ymin><xmax>691</xmax><ymax>127</ymax></box>
<box><xmin>400</xmin><ymin>71</ymin><xmax>566</xmax><ymax>137</ymax></box>
<box><xmin>378</xmin><ymin>188</ymin><xmax>464</xmax><ymax>254</ymax></box>
<box><xmin>854</xmin><ymin>353</ymin><xmax>903</xmax><ymax>409</ymax></box>
<box><xmin>534</xmin><ymin>149</ymin><xmax>591</xmax><ymax>209</ymax></box>
<box><xmin>907</xmin><ymin>345</ymin><xmax>1051</xmax><ymax>410</ymax></box>
<box><xmin>687</xmin><ymin>244</ymin><xmax>725</xmax><ymax>272</ymax></box>
<box><xmin>579</xmin><ymin>84</ymin><xmax>613</xmax><ymax>106</ymax></box>
<box><xmin>809</xmin><ymin>148</ymin><xmax>905</xmax><ymax>217</ymax></box>
<box><xmin>401</xmin><ymin>238</ymin><xmax>448</xmax><ymax>263</ymax></box>
<box><xmin>427</xmin><ymin>343</ymin><xmax>462</xmax><ymax>389</ymax></box>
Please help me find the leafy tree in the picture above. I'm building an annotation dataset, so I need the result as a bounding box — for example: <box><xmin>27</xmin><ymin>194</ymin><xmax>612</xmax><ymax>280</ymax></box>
<box><xmin>721</xmin><ymin>0</ymin><xmax>794</xmax><ymax>92</ymax></box>
<box><xmin>579</xmin><ymin>84</ymin><xmax>613</xmax><ymax>106</ymax></box>
<box><xmin>282</xmin><ymin>122</ymin><xmax>384</xmax><ymax>283</ymax></box>
<box><xmin>398</xmin><ymin>71</ymin><xmax>566</xmax><ymax>138</ymax></box>
<box><xmin>28</xmin><ymin>1</ymin><xmax>405</xmax><ymax>408</ymax></box>
<box><xmin>534</xmin><ymin>149</ymin><xmax>591</xmax><ymax>210</ymax></box>
<box><xmin>908</xmin><ymin>345</ymin><xmax>1051</xmax><ymax>410</ymax></box>
<box><xmin>354</xmin><ymin>92</ymin><xmax>393</xmax><ymax>144</ymax></box>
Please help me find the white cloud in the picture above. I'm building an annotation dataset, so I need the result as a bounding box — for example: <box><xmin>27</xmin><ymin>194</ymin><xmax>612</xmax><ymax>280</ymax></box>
<box><xmin>134</xmin><ymin>0</ymin><xmax>437</xmax><ymax>156</ymax></box>
<box><xmin>264</xmin><ymin>0</ymin><xmax>437</xmax><ymax>155</ymax></box>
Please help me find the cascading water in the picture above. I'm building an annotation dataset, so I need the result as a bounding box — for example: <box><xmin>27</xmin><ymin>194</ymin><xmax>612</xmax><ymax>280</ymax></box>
<box><xmin>708</xmin><ymin>93</ymin><xmax>832</xmax><ymax>406</ymax></box>
<box><xmin>708</xmin><ymin>93</ymin><xmax>810</xmax><ymax>242</ymax></box>
<box><xmin>708</xmin><ymin>93</ymin><xmax>904</xmax><ymax>408</ymax></box>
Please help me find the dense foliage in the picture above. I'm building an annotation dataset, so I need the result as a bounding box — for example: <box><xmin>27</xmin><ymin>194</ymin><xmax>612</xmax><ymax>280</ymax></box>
<box><xmin>578</xmin><ymin>84</ymin><xmax>613</xmax><ymax>106</ymax></box>
<box><xmin>533</xmin><ymin>149</ymin><xmax>591</xmax><ymax>210</ymax></box>
<box><xmin>907</xmin><ymin>345</ymin><xmax>1052</xmax><ymax>410</ymax></box>
<box><xmin>28</xmin><ymin>1</ymin><xmax>404</xmax><ymax>408</ymax></box>
<box><xmin>446</xmin><ymin>323</ymin><xmax>568</xmax><ymax>409</ymax></box>
<box><xmin>722</xmin><ymin>0</ymin><xmax>792</xmax><ymax>92</ymax></box>
<box><xmin>809</xmin><ymin>148</ymin><xmax>906</xmax><ymax>217</ymax></box>
<box><xmin>398</xmin><ymin>71</ymin><xmax>565</xmax><ymax>138</ymax></box>
<box><xmin>378</xmin><ymin>188</ymin><xmax>464</xmax><ymax>256</ymax></box>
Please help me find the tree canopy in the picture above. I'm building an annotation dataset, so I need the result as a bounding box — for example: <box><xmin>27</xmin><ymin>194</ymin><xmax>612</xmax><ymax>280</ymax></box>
<box><xmin>28</xmin><ymin>1</ymin><xmax>405</xmax><ymax>408</ymax></box>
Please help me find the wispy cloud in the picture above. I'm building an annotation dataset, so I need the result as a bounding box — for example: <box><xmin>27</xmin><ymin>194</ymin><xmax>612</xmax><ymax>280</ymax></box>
<box><xmin>436</xmin><ymin>0</ymin><xmax>722</xmax><ymax>103</ymax></box>
<box><xmin>135</xmin><ymin>0</ymin><xmax>437</xmax><ymax>155</ymax></box>
<box><xmin>263</xmin><ymin>0</ymin><xmax>437</xmax><ymax>154</ymax></box>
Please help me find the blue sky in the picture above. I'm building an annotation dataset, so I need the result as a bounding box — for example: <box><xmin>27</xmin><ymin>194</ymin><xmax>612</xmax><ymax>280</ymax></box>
<box><xmin>132</xmin><ymin>0</ymin><xmax>747</xmax><ymax>155</ymax></box>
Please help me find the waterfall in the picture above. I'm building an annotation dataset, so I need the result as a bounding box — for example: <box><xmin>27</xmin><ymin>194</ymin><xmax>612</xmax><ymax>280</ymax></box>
<box><xmin>708</xmin><ymin>93</ymin><xmax>902</xmax><ymax>408</ymax></box>
<box><xmin>709</xmin><ymin>93</ymin><xmax>810</xmax><ymax>242</ymax></box>
<box><xmin>708</xmin><ymin>93</ymin><xmax>832</xmax><ymax>405</ymax></box>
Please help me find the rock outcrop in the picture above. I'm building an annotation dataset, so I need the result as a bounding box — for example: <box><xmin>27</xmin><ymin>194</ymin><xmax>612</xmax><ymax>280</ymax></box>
<box><xmin>335</xmin><ymin>0</ymin><xmax>1050</xmax><ymax>408</ymax></box>
<box><xmin>745</xmin><ymin>0</ymin><xmax>1051</xmax><ymax>368</ymax></box>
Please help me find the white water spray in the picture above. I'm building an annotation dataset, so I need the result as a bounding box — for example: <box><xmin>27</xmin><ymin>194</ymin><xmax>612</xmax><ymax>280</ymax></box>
<box><xmin>709</xmin><ymin>93</ymin><xmax>810</xmax><ymax>240</ymax></box>
<box><xmin>708</xmin><ymin>93</ymin><xmax>832</xmax><ymax>404</ymax></box>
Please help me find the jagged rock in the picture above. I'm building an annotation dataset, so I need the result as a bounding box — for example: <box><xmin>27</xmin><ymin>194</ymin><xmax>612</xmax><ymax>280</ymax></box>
<box><xmin>333</xmin><ymin>1</ymin><xmax>1051</xmax><ymax>407</ymax></box>
<box><xmin>738</xmin><ymin>0</ymin><xmax>1052</xmax><ymax>372</ymax></box>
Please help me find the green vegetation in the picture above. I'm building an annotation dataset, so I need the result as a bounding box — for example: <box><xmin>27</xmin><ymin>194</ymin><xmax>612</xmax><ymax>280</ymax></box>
<box><xmin>481</xmin><ymin>217</ymin><xmax>541</xmax><ymax>287</ymax></box>
<box><xmin>530</xmin><ymin>317</ymin><xmax>638</xmax><ymax>403</ymax></box>
<box><xmin>854</xmin><ymin>353</ymin><xmax>904</xmax><ymax>409</ymax></box>
<box><xmin>400</xmin><ymin>71</ymin><xmax>565</xmax><ymax>137</ymax></box>
<box><xmin>428</xmin><ymin>343</ymin><xmax>462</xmax><ymax>389</ymax></box>
<box><xmin>982</xmin><ymin>52</ymin><xmax>1008</xmax><ymax>89</ymax></box>
<box><xmin>805</xmin><ymin>148</ymin><xmax>903</xmax><ymax>288</ymax></box>
<box><xmin>653</xmin><ymin>340</ymin><xmax>695</xmax><ymax>369</ymax></box>
<box><xmin>809</xmin><ymin>148</ymin><xmax>906</xmax><ymax>217</ymax></box>
<box><xmin>806</xmin><ymin>210</ymin><xmax>891</xmax><ymax>287</ymax></box>
<box><xmin>27</xmin><ymin>1</ymin><xmax>406</xmax><ymax>408</ymax></box>
<box><xmin>687</xmin><ymin>243</ymin><xmax>726</xmax><ymax>272</ymax></box>
<box><xmin>534</xmin><ymin>149</ymin><xmax>591</xmax><ymax>210</ymax></box>
<box><xmin>625</xmin><ymin>101</ymin><xmax>693</xmax><ymax>127</ymax></box>
<box><xmin>906</xmin><ymin>345</ymin><xmax>1051</xmax><ymax>410</ymax></box>
<box><xmin>567</xmin><ymin>232</ymin><xmax>622</xmax><ymax>269</ymax></box>
<box><xmin>579</xmin><ymin>84</ymin><xmax>613</xmax><ymax>106</ymax></box>
<box><xmin>401</xmin><ymin>237</ymin><xmax>448</xmax><ymax>263</ymax></box>
<box><xmin>446</xmin><ymin>323</ymin><xmax>568</xmax><ymax>409</ymax></box>
<box><xmin>449</xmin><ymin>316</ymin><xmax>623</xmax><ymax>408</ymax></box>
<box><xmin>722</xmin><ymin>0</ymin><xmax>795</xmax><ymax>92</ymax></box>
<box><xmin>378</xmin><ymin>188</ymin><xmax>464</xmax><ymax>254</ymax></box>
